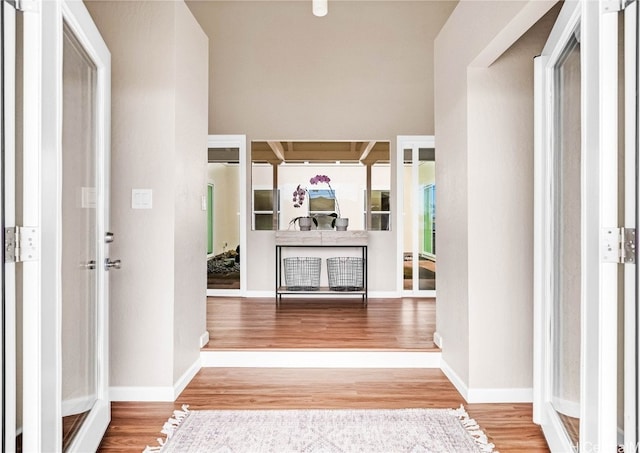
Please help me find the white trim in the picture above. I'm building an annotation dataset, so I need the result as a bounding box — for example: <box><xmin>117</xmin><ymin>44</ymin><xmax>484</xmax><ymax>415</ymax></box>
<box><xmin>200</xmin><ymin>350</ymin><xmax>441</xmax><ymax>369</ymax></box>
<box><xmin>533</xmin><ymin>54</ymin><xmax>547</xmax><ymax>426</ymax></box>
<box><xmin>467</xmin><ymin>388</ymin><xmax>533</xmax><ymax>404</ymax></box>
<box><xmin>110</xmin><ymin>386</ymin><xmax>175</xmax><ymax>403</ymax></box>
<box><xmin>199</xmin><ymin>331</ymin><xmax>210</xmax><ymax>348</ymax></box>
<box><xmin>624</xmin><ymin>1</ymin><xmax>638</xmax><ymax>448</ymax></box>
<box><xmin>2</xmin><ymin>4</ymin><xmax>18</xmax><ymax>452</ymax></box>
<box><xmin>111</xmin><ymin>358</ymin><xmax>201</xmax><ymax>402</ymax></box>
<box><xmin>22</xmin><ymin>2</ymin><xmax>62</xmax><ymax>450</ymax></box>
<box><xmin>173</xmin><ymin>358</ymin><xmax>201</xmax><ymax>399</ymax></box>
<box><xmin>207</xmin><ymin>135</ymin><xmax>247</xmax><ymax>296</ymax></box>
<box><xmin>242</xmin><ymin>290</ymin><xmax>402</xmax><ymax>299</ymax></box>
<box><xmin>440</xmin><ymin>359</ymin><xmax>469</xmax><ymax>401</ymax></box>
<box><xmin>582</xmin><ymin>0</ymin><xmax>619</xmax><ymax>449</ymax></box>
<box><xmin>396</xmin><ymin>136</ymin><xmax>436</xmax><ymax>297</ymax></box>
<box><xmin>440</xmin><ymin>359</ymin><xmax>532</xmax><ymax>403</ymax></box>
<box><xmin>242</xmin><ymin>290</ymin><xmax>275</xmax><ymax>298</ymax></box>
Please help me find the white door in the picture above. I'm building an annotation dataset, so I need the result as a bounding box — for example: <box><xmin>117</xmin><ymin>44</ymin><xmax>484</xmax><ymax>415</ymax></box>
<box><xmin>206</xmin><ymin>135</ymin><xmax>247</xmax><ymax>296</ymax></box>
<box><xmin>21</xmin><ymin>1</ymin><xmax>112</xmax><ymax>451</ymax></box>
<box><xmin>396</xmin><ymin>136</ymin><xmax>436</xmax><ymax>297</ymax></box>
<box><xmin>534</xmin><ymin>0</ymin><xmax>627</xmax><ymax>451</ymax></box>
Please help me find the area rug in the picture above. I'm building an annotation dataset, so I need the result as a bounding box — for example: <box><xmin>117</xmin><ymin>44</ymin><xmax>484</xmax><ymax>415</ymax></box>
<box><xmin>143</xmin><ymin>405</ymin><xmax>498</xmax><ymax>453</ymax></box>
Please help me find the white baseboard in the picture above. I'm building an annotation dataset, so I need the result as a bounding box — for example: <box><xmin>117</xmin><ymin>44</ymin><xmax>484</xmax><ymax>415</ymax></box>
<box><xmin>467</xmin><ymin>387</ymin><xmax>533</xmax><ymax>403</ymax></box>
<box><xmin>245</xmin><ymin>290</ymin><xmax>275</xmax><ymax>298</ymax></box>
<box><xmin>440</xmin><ymin>358</ymin><xmax>469</xmax><ymax>401</ymax></box>
<box><xmin>110</xmin><ymin>385</ymin><xmax>175</xmax><ymax>402</ymax></box>
<box><xmin>367</xmin><ymin>291</ymin><xmax>401</xmax><ymax>299</ymax></box>
<box><xmin>440</xmin><ymin>358</ymin><xmax>533</xmax><ymax>403</ymax></box>
<box><xmin>111</xmin><ymin>357</ymin><xmax>201</xmax><ymax>402</ymax></box>
<box><xmin>200</xmin><ymin>350</ymin><xmax>441</xmax><ymax>368</ymax></box>
<box><xmin>200</xmin><ymin>331</ymin><xmax>210</xmax><ymax>348</ymax></box>
<box><xmin>433</xmin><ymin>331</ymin><xmax>443</xmax><ymax>349</ymax></box>
<box><xmin>174</xmin><ymin>358</ymin><xmax>201</xmax><ymax>399</ymax></box>
<box><xmin>243</xmin><ymin>290</ymin><xmax>401</xmax><ymax>299</ymax></box>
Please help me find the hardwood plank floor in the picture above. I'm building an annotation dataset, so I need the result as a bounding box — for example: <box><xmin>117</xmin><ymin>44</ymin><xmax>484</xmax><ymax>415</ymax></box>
<box><xmin>97</xmin><ymin>297</ymin><xmax>548</xmax><ymax>452</ymax></box>
<box><xmin>98</xmin><ymin>368</ymin><xmax>549</xmax><ymax>452</ymax></box>
<box><xmin>205</xmin><ymin>297</ymin><xmax>437</xmax><ymax>350</ymax></box>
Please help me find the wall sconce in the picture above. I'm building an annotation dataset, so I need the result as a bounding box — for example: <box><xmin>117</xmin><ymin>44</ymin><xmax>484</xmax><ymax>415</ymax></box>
<box><xmin>313</xmin><ymin>0</ymin><xmax>328</xmax><ymax>17</ymax></box>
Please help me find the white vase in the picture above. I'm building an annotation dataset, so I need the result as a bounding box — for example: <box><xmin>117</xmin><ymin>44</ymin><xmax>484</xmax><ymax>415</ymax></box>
<box><xmin>298</xmin><ymin>217</ymin><xmax>313</xmax><ymax>231</ymax></box>
<box><xmin>335</xmin><ymin>217</ymin><xmax>349</xmax><ymax>231</ymax></box>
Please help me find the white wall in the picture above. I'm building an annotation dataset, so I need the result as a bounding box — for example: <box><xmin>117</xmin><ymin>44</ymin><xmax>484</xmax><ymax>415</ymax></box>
<box><xmin>86</xmin><ymin>1</ymin><xmax>208</xmax><ymax>392</ymax></box>
<box><xmin>435</xmin><ymin>0</ymin><xmax>558</xmax><ymax>393</ymax></box>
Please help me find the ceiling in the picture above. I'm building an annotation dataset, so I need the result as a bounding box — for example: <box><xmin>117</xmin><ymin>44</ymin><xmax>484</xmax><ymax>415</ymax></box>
<box><xmin>250</xmin><ymin>141</ymin><xmax>390</xmax><ymax>165</ymax></box>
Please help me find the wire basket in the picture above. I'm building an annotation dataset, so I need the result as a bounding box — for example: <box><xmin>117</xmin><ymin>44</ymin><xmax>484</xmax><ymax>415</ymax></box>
<box><xmin>327</xmin><ymin>257</ymin><xmax>364</xmax><ymax>291</ymax></box>
<box><xmin>283</xmin><ymin>257</ymin><xmax>321</xmax><ymax>290</ymax></box>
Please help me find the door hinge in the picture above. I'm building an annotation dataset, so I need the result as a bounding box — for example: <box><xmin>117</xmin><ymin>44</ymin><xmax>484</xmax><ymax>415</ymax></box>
<box><xmin>602</xmin><ymin>227</ymin><xmax>636</xmax><ymax>264</ymax></box>
<box><xmin>603</xmin><ymin>0</ymin><xmax>635</xmax><ymax>13</ymax></box>
<box><xmin>4</xmin><ymin>227</ymin><xmax>39</xmax><ymax>263</ymax></box>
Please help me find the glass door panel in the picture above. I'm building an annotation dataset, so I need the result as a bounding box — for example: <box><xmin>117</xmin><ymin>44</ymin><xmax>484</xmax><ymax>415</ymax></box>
<box><xmin>403</xmin><ymin>148</ymin><xmax>414</xmax><ymax>291</ymax></box>
<box><xmin>60</xmin><ymin>24</ymin><xmax>99</xmax><ymax>450</ymax></box>
<box><xmin>418</xmin><ymin>149</ymin><xmax>435</xmax><ymax>291</ymax></box>
<box><xmin>399</xmin><ymin>137</ymin><xmax>436</xmax><ymax>295</ymax></box>
<box><xmin>207</xmin><ymin>148</ymin><xmax>240</xmax><ymax>291</ymax></box>
<box><xmin>550</xmin><ymin>31</ymin><xmax>581</xmax><ymax>446</ymax></box>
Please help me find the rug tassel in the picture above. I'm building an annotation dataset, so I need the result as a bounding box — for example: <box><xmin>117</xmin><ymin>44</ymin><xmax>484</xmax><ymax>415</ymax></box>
<box><xmin>453</xmin><ymin>405</ymin><xmax>499</xmax><ymax>453</ymax></box>
<box><xmin>144</xmin><ymin>405</ymin><xmax>190</xmax><ymax>451</ymax></box>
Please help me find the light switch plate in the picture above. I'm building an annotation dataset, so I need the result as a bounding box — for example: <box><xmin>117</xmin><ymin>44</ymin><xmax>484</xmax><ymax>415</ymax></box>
<box><xmin>132</xmin><ymin>189</ymin><xmax>153</xmax><ymax>209</ymax></box>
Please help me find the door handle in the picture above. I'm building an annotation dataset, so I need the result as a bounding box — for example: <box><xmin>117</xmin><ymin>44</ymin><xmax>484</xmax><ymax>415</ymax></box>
<box><xmin>105</xmin><ymin>258</ymin><xmax>121</xmax><ymax>270</ymax></box>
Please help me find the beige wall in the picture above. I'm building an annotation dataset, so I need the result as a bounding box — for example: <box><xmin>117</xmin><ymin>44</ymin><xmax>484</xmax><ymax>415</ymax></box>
<box><xmin>187</xmin><ymin>1</ymin><xmax>456</xmax><ymax>293</ymax></box>
<box><xmin>86</xmin><ymin>1</ymin><xmax>208</xmax><ymax>390</ymax></box>
<box><xmin>173</xmin><ymin>1</ymin><xmax>209</xmax><ymax>384</ymax></box>
<box><xmin>435</xmin><ymin>1</ymin><xmax>558</xmax><ymax>390</ymax></box>
<box><xmin>187</xmin><ymin>1</ymin><xmax>456</xmax><ymax>140</ymax></box>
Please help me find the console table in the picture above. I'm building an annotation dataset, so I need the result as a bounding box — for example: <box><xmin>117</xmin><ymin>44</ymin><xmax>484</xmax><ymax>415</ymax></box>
<box><xmin>275</xmin><ymin>231</ymin><xmax>368</xmax><ymax>305</ymax></box>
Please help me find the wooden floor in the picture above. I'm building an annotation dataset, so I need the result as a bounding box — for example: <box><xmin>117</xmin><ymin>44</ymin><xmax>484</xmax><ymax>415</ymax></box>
<box><xmin>98</xmin><ymin>297</ymin><xmax>549</xmax><ymax>452</ymax></box>
<box><xmin>205</xmin><ymin>297</ymin><xmax>437</xmax><ymax>350</ymax></box>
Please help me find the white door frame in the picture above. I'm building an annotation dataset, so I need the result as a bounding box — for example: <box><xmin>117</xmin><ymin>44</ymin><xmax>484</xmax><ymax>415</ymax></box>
<box><xmin>534</xmin><ymin>0</ymin><xmax>620</xmax><ymax>450</ymax></box>
<box><xmin>22</xmin><ymin>1</ymin><xmax>111</xmax><ymax>451</ymax></box>
<box><xmin>206</xmin><ymin>135</ymin><xmax>247</xmax><ymax>297</ymax></box>
<box><xmin>396</xmin><ymin>135</ymin><xmax>436</xmax><ymax>297</ymax></box>
<box><xmin>624</xmin><ymin>1</ymin><xmax>638</xmax><ymax>448</ymax></box>
<box><xmin>2</xmin><ymin>2</ymin><xmax>17</xmax><ymax>451</ymax></box>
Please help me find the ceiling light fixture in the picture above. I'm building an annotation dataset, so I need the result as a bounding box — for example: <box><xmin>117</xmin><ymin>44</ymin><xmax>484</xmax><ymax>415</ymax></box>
<box><xmin>313</xmin><ymin>0</ymin><xmax>328</xmax><ymax>17</ymax></box>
